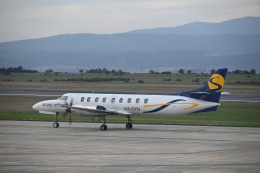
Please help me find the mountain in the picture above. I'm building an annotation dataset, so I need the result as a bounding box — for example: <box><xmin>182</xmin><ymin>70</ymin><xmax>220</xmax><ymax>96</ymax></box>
<box><xmin>128</xmin><ymin>17</ymin><xmax>260</xmax><ymax>35</ymax></box>
<box><xmin>1</xmin><ymin>34</ymin><xmax>259</xmax><ymax>53</ymax></box>
<box><xmin>0</xmin><ymin>17</ymin><xmax>260</xmax><ymax>73</ymax></box>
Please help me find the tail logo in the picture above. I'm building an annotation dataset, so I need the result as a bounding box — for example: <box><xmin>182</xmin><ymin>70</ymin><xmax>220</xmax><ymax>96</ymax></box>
<box><xmin>208</xmin><ymin>74</ymin><xmax>225</xmax><ymax>92</ymax></box>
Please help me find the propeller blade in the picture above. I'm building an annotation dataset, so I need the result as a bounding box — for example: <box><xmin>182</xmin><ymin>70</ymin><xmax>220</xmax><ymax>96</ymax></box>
<box><xmin>62</xmin><ymin>112</ymin><xmax>68</xmax><ymax>118</ymax></box>
<box><xmin>62</xmin><ymin>108</ymin><xmax>72</xmax><ymax>124</ymax></box>
<box><xmin>65</xmin><ymin>108</ymin><xmax>71</xmax><ymax>113</ymax></box>
<box><xmin>69</xmin><ymin>113</ymin><xmax>72</xmax><ymax>125</ymax></box>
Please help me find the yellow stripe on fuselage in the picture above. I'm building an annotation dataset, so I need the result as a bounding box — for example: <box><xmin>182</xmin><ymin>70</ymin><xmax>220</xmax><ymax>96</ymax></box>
<box><xmin>144</xmin><ymin>103</ymin><xmax>199</xmax><ymax>110</ymax></box>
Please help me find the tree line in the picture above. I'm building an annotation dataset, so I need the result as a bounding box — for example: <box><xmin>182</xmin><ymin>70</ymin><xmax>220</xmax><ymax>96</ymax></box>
<box><xmin>0</xmin><ymin>66</ymin><xmax>257</xmax><ymax>75</ymax></box>
<box><xmin>80</xmin><ymin>68</ymin><xmax>126</xmax><ymax>75</ymax></box>
<box><xmin>0</xmin><ymin>66</ymin><xmax>38</xmax><ymax>73</ymax></box>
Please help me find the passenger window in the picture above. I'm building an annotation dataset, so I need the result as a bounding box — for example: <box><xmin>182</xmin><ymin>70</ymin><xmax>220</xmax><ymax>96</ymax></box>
<box><xmin>81</xmin><ymin>97</ymin><xmax>84</xmax><ymax>102</ymax></box>
<box><xmin>127</xmin><ymin>98</ymin><xmax>131</xmax><ymax>103</ymax></box>
<box><xmin>136</xmin><ymin>98</ymin><xmax>140</xmax><ymax>103</ymax></box>
<box><xmin>87</xmin><ymin>97</ymin><xmax>91</xmax><ymax>102</ymax></box>
<box><xmin>119</xmin><ymin>98</ymin><xmax>123</xmax><ymax>103</ymax></box>
<box><xmin>95</xmin><ymin>97</ymin><xmax>99</xmax><ymax>102</ymax></box>
<box><xmin>144</xmin><ymin>98</ymin><xmax>148</xmax><ymax>104</ymax></box>
<box><xmin>102</xmin><ymin>97</ymin><xmax>106</xmax><ymax>103</ymax></box>
<box><xmin>111</xmin><ymin>98</ymin><xmax>116</xmax><ymax>103</ymax></box>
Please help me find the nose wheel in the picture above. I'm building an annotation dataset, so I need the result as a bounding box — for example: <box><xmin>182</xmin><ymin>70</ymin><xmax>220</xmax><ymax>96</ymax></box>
<box><xmin>53</xmin><ymin>122</ymin><xmax>59</xmax><ymax>128</ymax></box>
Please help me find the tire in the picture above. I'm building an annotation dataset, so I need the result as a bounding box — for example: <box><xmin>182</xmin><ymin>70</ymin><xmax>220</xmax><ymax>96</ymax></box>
<box><xmin>126</xmin><ymin>122</ymin><xmax>132</xmax><ymax>129</ymax></box>
<box><xmin>53</xmin><ymin>122</ymin><xmax>59</xmax><ymax>128</ymax></box>
<box><xmin>100</xmin><ymin>125</ymin><xmax>107</xmax><ymax>131</ymax></box>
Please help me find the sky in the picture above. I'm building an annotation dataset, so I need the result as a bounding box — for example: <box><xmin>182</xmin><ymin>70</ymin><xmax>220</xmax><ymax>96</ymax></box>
<box><xmin>0</xmin><ymin>0</ymin><xmax>260</xmax><ymax>42</ymax></box>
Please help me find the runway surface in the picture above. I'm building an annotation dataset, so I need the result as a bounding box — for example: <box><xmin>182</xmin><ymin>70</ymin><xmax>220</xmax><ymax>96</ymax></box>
<box><xmin>0</xmin><ymin>88</ymin><xmax>260</xmax><ymax>104</ymax></box>
<box><xmin>0</xmin><ymin>120</ymin><xmax>259</xmax><ymax>173</ymax></box>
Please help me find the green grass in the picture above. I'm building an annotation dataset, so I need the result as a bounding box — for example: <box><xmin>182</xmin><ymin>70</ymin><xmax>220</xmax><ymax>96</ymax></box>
<box><xmin>1</xmin><ymin>73</ymin><xmax>260</xmax><ymax>85</ymax></box>
<box><xmin>0</xmin><ymin>95</ymin><xmax>259</xmax><ymax>127</ymax></box>
<box><xmin>1</xmin><ymin>73</ymin><xmax>260</xmax><ymax>94</ymax></box>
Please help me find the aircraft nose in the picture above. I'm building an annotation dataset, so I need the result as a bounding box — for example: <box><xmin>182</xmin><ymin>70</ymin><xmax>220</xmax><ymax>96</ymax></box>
<box><xmin>32</xmin><ymin>103</ymin><xmax>40</xmax><ymax>110</ymax></box>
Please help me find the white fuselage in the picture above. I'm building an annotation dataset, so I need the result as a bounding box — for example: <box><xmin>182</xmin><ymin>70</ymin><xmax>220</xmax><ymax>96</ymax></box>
<box><xmin>33</xmin><ymin>93</ymin><xmax>219</xmax><ymax>117</ymax></box>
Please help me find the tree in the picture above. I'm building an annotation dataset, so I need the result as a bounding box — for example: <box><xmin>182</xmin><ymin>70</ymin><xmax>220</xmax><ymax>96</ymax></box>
<box><xmin>233</xmin><ymin>69</ymin><xmax>241</xmax><ymax>74</ymax></box>
<box><xmin>161</xmin><ymin>71</ymin><xmax>171</xmax><ymax>74</ymax></box>
<box><xmin>79</xmin><ymin>69</ymin><xmax>84</xmax><ymax>74</ymax></box>
<box><xmin>211</xmin><ymin>69</ymin><xmax>216</xmax><ymax>74</ymax></box>
<box><xmin>149</xmin><ymin>70</ymin><xmax>155</xmax><ymax>74</ymax></box>
<box><xmin>187</xmin><ymin>70</ymin><xmax>192</xmax><ymax>74</ymax></box>
<box><xmin>45</xmin><ymin>69</ymin><xmax>53</xmax><ymax>73</ymax></box>
<box><xmin>250</xmin><ymin>69</ymin><xmax>256</xmax><ymax>75</ymax></box>
<box><xmin>102</xmin><ymin>68</ymin><xmax>108</xmax><ymax>74</ymax></box>
<box><xmin>16</xmin><ymin>66</ymin><xmax>23</xmax><ymax>72</ymax></box>
<box><xmin>178</xmin><ymin>69</ymin><xmax>184</xmax><ymax>74</ymax></box>
<box><xmin>97</xmin><ymin>68</ymin><xmax>102</xmax><ymax>73</ymax></box>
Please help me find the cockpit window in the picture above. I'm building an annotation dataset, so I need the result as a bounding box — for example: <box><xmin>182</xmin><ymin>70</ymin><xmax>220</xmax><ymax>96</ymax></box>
<box><xmin>60</xmin><ymin>96</ymin><xmax>68</xmax><ymax>100</ymax></box>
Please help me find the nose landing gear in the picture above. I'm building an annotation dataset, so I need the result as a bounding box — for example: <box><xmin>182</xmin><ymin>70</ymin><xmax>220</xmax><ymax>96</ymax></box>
<box><xmin>53</xmin><ymin>112</ymin><xmax>59</xmax><ymax>128</ymax></box>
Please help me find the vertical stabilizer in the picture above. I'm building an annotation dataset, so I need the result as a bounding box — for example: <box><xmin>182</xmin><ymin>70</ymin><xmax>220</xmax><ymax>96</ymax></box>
<box><xmin>178</xmin><ymin>68</ymin><xmax>228</xmax><ymax>103</ymax></box>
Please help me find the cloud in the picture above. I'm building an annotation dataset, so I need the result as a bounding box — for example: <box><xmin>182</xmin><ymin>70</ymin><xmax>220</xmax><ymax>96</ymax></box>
<box><xmin>0</xmin><ymin>0</ymin><xmax>260</xmax><ymax>42</ymax></box>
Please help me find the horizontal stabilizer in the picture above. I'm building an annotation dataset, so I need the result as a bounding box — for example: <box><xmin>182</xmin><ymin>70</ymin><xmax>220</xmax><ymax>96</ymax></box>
<box><xmin>189</xmin><ymin>92</ymin><xmax>211</xmax><ymax>95</ymax></box>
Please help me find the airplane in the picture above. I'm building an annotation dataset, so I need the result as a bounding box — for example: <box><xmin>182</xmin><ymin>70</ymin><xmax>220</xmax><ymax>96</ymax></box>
<box><xmin>32</xmin><ymin>68</ymin><xmax>228</xmax><ymax>131</ymax></box>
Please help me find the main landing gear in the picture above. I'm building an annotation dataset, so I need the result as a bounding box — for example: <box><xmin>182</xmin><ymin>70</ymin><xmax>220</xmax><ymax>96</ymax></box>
<box><xmin>126</xmin><ymin>115</ymin><xmax>133</xmax><ymax>129</ymax></box>
<box><xmin>53</xmin><ymin>112</ymin><xmax>59</xmax><ymax>128</ymax></box>
<box><xmin>100</xmin><ymin>116</ymin><xmax>107</xmax><ymax>131</ymax></box>
<box><xmin>99</xmin><ymin>115</ymin><xmax>133</xmax><ymax>131</ymax></box>
<box><xmin>52</xmin><ymin>113</ymin><xmax>133</xmax><ymax>131</ymax></box>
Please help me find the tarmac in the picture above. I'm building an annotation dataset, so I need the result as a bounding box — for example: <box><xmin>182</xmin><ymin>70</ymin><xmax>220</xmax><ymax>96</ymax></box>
<box><xmin>0</xmin><ymin>120</ymin><xmax>259</xmax><ymax>173</ymax></box>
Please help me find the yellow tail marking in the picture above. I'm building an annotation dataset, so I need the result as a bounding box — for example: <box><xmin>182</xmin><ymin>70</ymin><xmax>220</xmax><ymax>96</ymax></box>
<box><xmin>144</xmin><ymin>103</ymin><xmax>199</xmax><ymax>110</ymax></box>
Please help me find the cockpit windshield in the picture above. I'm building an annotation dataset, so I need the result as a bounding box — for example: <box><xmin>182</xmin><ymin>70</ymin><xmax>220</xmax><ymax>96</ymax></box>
<box><xmin>59</xmin><ymin>96</ymin><xmax>68</xmax><ymax>100</ymax></box>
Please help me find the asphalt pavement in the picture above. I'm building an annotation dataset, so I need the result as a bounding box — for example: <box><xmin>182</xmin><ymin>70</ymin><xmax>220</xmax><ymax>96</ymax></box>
<box><xmin>0</xmin><ymin>121</ymin><xmax>259</xmax><ymax>173</ymax></box>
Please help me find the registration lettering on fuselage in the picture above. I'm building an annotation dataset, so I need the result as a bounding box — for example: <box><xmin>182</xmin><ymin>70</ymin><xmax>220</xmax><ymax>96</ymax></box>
<box><xmin>123</xmin><ymin>107</ymin><xmax>141</xmax><ymax>112</ymax></box>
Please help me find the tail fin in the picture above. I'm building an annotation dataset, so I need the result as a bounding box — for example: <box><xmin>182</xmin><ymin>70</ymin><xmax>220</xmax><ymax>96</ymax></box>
<box><xmin>178</xmin><ymin>68</ymin><xmax>228</xmax><ymax>103</ymax></box>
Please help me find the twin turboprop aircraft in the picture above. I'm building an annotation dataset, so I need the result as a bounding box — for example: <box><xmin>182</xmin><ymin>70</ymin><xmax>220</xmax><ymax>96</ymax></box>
<box><xmin>32</xmin><ymin>68</ymin><xmax>227</xmax><ymax>131</ymax></box>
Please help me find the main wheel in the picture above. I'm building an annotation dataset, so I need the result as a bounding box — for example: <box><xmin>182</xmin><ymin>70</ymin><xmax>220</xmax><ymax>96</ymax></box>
<box><xmin>53</xmin><ymin>122</ymin><xmax>59</xmax><ymax>128</ymax></box>
<box><xmin>100</xmin><ymin>124</ymin><xmax>107</xmax><ymax>131</ymax></box>
<box><xmin>126</xmin><ymin>122</ymin><xmax>133</xmax><ymax>129</ymax></box>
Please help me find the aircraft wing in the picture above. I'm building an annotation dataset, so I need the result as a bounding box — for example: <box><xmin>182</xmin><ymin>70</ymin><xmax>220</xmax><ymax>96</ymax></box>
<box><xmin>70</xmin><ymin>104</ymin><xmax>132</xmax><ymax>115</ymax></box>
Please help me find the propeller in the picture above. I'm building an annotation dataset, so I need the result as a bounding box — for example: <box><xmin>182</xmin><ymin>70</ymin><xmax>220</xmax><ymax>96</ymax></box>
<box><xmin>62</xmin><ymin>108</ymin><xmax>72</xmax><ymax>125</ymax></box>
<box><xmin>62</xmin><ymin>96</ymin><xmax>73</xmax><ymax>125</ymax></box>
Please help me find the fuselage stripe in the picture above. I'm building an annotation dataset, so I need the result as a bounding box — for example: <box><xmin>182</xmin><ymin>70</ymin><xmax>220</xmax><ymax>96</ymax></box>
<box><xmin>144</xmin><ymin>103</ymin><xmax>199</xmax><ymax>110</ymax></box>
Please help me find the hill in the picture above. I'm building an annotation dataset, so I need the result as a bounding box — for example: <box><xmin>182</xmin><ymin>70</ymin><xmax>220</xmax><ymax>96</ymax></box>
<box><xmin>128</xmin><ymin>16</ymin><xmax>260</xmax><ymax>35</ymax></box>
<box><xmin>0</xmin><ymin>17</ymin><xmax>259</xmax><ymax>73</ymax></box>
